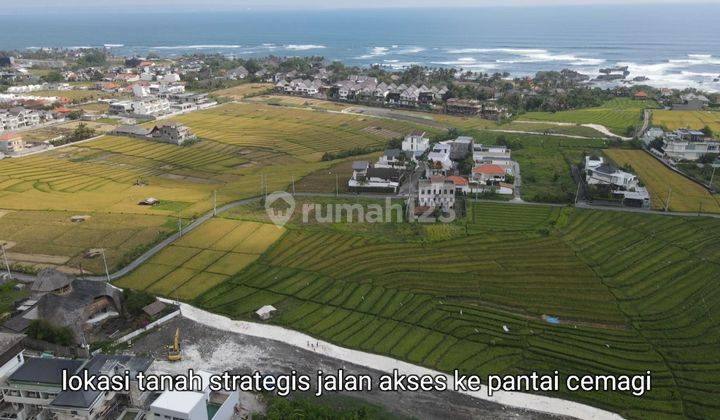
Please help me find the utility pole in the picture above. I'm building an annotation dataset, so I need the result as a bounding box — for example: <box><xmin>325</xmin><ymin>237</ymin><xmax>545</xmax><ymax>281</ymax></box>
<box><xmin>178</xmin><ymin>212</ymin><xmax>183</xmax><ymax>236</ymax></box>
<box><xmin>664</xmin><ymin>186</ymin><xmax>672</xmax><ymax>212</ymax></box>
<box><xmin>213</xmin><ymin>190</ymin><xmax>217</xmax><ymax>216</ymax></box>
<box><xmin>335</xmin><ymin>173</ymin><xmax>339</xmax><ymax>197</ymax></box>
<box><xmin>710</xmin><ymin>164</ymin><xmax>717</xmax><ymax>187</ymax></box>
<box><xmin>1</xmin><ymin>243</ymin><xmax>11</xmax><ymax>279</ymax></box>
<box><xmin>100</xmin><ymin>249</ymin><xmax>110</xmax><ymax>282</ymax></box>
<box><xmin>291</xmin><ymin>175</ymin><xmax>296</xmax><ymax>196</ymax></box>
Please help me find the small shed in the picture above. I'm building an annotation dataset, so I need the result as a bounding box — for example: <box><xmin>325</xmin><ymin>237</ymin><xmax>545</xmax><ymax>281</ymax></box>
<box><xmin>142</xmin><ymin>300</ymin><xmax>167</xmax><ymax>318</ymax></box>
<box><xmin>138</xmin><ymin>197</ymin><xmax>159</xmax><ymax>206</ymax></box>
<box><xmin>84</xmin><ymin>249</ymin><xmax>103</xmax><ymax>259</ymax></box>
<box><xmin>255</xmin><ymin>305</ymin><xmax>277</xmax><ymax>321</ymax></box>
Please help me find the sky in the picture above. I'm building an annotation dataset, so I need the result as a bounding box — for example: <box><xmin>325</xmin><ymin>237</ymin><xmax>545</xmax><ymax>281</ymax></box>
<box><xmin>7</xmin><ymin>0</ymin><xmax>716</xmax><ymax>13</ymax></box>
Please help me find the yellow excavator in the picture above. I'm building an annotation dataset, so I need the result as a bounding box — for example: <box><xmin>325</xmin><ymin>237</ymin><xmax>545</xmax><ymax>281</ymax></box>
<box><xmin>167</xmin><ymin>328</ymin><xmax>182</xmax><ymax>362</ymax></box>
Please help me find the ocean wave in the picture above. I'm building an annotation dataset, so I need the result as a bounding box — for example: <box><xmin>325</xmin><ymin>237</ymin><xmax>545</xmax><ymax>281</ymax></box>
<box><xmin>284</xmin><ymin>44</ymin><xmax>326</xmax><ymax>50</ymax></box>
<box><xmin>358</xmin><ymin>46</ymin><xmax>390</xmax><ymax>59</ymax></box>
<box><xmin>616</xmin><ymin>59</ymin><xmax>720</xmax><ymax>92</ymax></box>
<box><xmin>103</xmin><ymin>44</ymin><xmax>124</xmax><ymax>48</ymax></box>
<box><xmin>397</xmin><ymin>46</ymin><xmax>425</xmax><ymax>55</ymax></box>
<box><xmin>447</xmin><ymin>47</ymin><xmax>546</xmax><ymax>55</ymax></box>
<box><xmin>445</xmin><ymin>47</ymin><xmax>604</xmax><ymax>66</ymax></box>
<box><xmin>153</xmin><ymin>44</ymin><xmax>242</xmax><ymax>50</ymax></box>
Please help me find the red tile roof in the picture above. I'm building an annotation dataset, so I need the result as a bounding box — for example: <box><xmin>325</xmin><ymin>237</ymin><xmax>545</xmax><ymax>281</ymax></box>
<box><xmin>0</xmin><ymin>132</ymin><xmax>21</xmax><ymax>141</ymax></box>
<box><xmin>446</xmin><ymin>175</ymin><xmax>468</xmax><ymax>186</ymax></box>
<box><xmin>472</xmin><ymin>164</ymin><xmax>506</xmax><ymax>175</ymax></box>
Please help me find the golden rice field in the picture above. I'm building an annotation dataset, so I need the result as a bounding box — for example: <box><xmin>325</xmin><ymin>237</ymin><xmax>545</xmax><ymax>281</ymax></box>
<box><xmin>115</xmin><ymin>218</ymin><xmax>285</xmax><ymax>299</ymax></box>
<box><xmin>212</xmin><ymin>83</ymin><xmax>274</xmax><ymax>100</ymax></box>
<box><xmin>0</xmin><ymin>209</ymin><xmax>172</xmax><ymax>273</ymax></box>
<box><xmin>604</xmin><ymin>149</ymin><xmax>720</xmax><ymax>213</ymax></box>
<box><xmin>652</xmin><ymin>109</ymin><xmax>720</xmax><ymax>133</ymax></box>
<box><xmin>0</xmin><ymin>102</ymin><xmax>435</xmax><ymax>272</ymax></box>
<box><xmin>167</xmin><ymin>102</ymin><xmax>439</xmax><ymax>162</ymax></box>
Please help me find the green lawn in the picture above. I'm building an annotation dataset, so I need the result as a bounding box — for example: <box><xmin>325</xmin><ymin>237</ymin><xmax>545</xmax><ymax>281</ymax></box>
<box><xmin>522</xmin><ymin>99</ymin><xmax>658</xmax><ymax>137</ymax></box>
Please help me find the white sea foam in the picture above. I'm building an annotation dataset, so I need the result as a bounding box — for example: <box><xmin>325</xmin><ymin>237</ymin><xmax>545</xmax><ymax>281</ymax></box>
<box><xmin>103</xmin><ymin>44</ymin><xmax>124</xmax><ymax>48</ymax></box>
<box><xmin>284</xmin><ymin>44</ymin><xmax>326</xmax><ymax>50</ymax></box>
<box><xmin>616</xmin><ymin>57</ymin><xmax>720</xmax><ymax>92</ymax></box>
<box><xmin>445</xmin><ymin>47</ymin><xmax>604</xmax><ymax>66</ymax></box>
<box><xmin>397</xmin><ymin>46</ymin><xmax>425</xmax><ymax>54</ymax></box>
<box><xmin>153</xmin><ymin>44</ymin><xmax>242</xmax><ymax>49</ymax></box>
<box><xmin>358</xmin><ymin>46</ymin><xmax>391</xmax><ymax>59</ymax></box>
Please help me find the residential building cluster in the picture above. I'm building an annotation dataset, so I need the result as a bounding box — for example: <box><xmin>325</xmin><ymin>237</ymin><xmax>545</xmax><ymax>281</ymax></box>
<box><xmin>349</xmin><ymin>131</ymin><xmax>517</xmax><ymax>216</ymax></box>
<box><xmin>109</xmin><ymin>92</ymin><xmax>214</xmax><ymax>118</ymax></box>
<box><xmin>275</xmin><ymin>74</ymin><xmax>508</xmax><ymax>119</ymax></box>
<box><xmin>643</xmin><ymin>127</ymin><xmax>720</xmax><ymax>162</ymax></box>
<box><xmin>0</xmin><ymin>108</ymin><xmax>55</xmax><ymax>133</ymax></box>
<box><xmin>0</xmin><ymin>336</ymin><xmax>240</xmax><ymax>420</ymax></box>
<box><xmin>584</xmin><ymin>155</ymin><xmax>650</xmax><ymax>207</ymax></box>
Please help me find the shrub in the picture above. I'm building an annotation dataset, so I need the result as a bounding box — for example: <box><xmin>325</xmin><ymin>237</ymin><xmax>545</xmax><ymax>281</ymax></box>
<box><xmin>26</xmin><ymin>320</ymin><xmax>74</xmax><ymax>346</ymax></box>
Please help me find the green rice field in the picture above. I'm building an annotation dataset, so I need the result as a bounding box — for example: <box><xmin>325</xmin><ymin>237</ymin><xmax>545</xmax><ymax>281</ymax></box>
<box><xmin>522</xmin><ymin>99</ymin><xmax>657</xmax><ymax>137</ymax></box>
<box><xmin>179</xmin><ymin>202</ymin><xmax>720</xmax><ymax>419</ymax></box>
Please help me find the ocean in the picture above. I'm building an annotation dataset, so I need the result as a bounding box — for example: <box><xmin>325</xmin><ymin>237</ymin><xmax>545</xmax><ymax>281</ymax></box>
<box><xmin>2</xmin><ymin>5</ymin><xmax>720</xmax><ymax>91</ymax></box>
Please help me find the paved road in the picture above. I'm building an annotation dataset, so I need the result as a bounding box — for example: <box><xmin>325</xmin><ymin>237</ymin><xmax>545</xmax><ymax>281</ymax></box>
<box><xmin>638</xmin><ymin>109</ymin><xmax>652</xmax><ymax>138</ymax></box>
<box><xmin>9</xmin><ymin>190</ymin><xmax>720</xmax><ymax>283</ymax></box>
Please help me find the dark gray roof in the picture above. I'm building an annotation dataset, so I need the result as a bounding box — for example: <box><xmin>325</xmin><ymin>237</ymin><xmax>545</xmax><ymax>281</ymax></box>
<box><xmin>142</xmin><ymin>300</ymin><xmax>166</xmax><ymax>317</ymax></box>
<box><xmin>37</xmin><ymin>280</ymin><xmax>122</xmax><ymax>341</ymax></box>
<box><xmin>31</xmin><ymin>268</ymin><xmax>74</xmax><ymax>293</ymax></box>
<box><xmin>384</xmin><ymin>149</ymin><xmax>402</xmax><ymax>159</ymax></box>
<box><xmin>594</xmin><ymin>164</ymin><xmax>619</xmax><ymax>175</ymax></box>
<box><xmin>0</xmin><ymin>332</ymin><xmax>24</xmax><ymax>354</ymax></box>
<box><xmin>9</xmin><ymin>357</ymin><xmax>84</xmax><ymax>385</ymax></box>
<box><xmin>367</xmin><ymin>167</ymin><xmax>401</xmax><ymax>181</ymax></box>
<box><xmin>51</xmin><ymin>354</ymin><xmax>152</xmax><ymax>409</ymax></box>
<box><xmin>352</xmin><ymin>161</ymin><xmax>369</xmax><ymax>170</ymax></box>
<box><xmin>114</xmin><ymin>125</ymin><xmax>151</xmax><ymax>137</ymax></box>
<box><xmin>3</xmin><ymin>314</ymin><xmax>32</xmax><ymax>333</ymax></box>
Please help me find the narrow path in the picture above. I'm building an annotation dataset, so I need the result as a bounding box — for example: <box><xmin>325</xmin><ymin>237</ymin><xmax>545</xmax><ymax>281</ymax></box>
<box><xmin>513</xmin><ymin>121</ymin><xmax>631</xmax><ymax>140</ymax></box>
<box><xmin>163</xmin><ymin>299</ymin><xmax>623</xmax><ymax>420</ymax></box>
<box><xmin>9</xmin><ymin>193</ymin><xmax>720</xmax><ymax>283</ymax></box>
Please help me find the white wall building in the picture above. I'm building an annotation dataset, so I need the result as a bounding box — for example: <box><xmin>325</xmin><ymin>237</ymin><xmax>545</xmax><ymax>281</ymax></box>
<box><xmin>401</xmin><ymin>131</ymin><xmax>430</xmax><ymax>157</ymax></box>
<box><xmin>149</xmin><ymin>371</ymin><xmax>239</xmax><ymax>420</ymax></box>
<box><xmin>417</xmin><ymin>176</ymin><xmax>456</xmax><ymax>211</ymax></box>
<box><xmin>662</xmin><ymin>129</ymin><xmax>720</xmax><ymax>161</ymax></box>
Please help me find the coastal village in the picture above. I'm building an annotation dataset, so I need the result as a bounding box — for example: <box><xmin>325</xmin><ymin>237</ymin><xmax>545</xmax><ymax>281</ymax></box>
<box><xmin>0</xmin><ymin>43</ymin><xmax>720</xmax><ymax>420</ymax></box>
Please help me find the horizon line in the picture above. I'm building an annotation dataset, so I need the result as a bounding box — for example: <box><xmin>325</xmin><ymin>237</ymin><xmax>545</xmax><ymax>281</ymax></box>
<box><xmin>2</xmin><ymin>1</ymin><xmax>719</xmax><ymax>15</ymax></box>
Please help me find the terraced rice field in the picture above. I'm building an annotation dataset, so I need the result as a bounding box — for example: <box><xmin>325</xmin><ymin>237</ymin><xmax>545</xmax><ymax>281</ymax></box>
<box><xmin>652</xmin><ymin>109</ymin><xmax>720</xmax><ymax>133</ymax></box>
<box><xmin>0</xmin><ymin>102</ymin><xmax>437</xmax><ymax>272</ymax></box>
<box><xmin>168</xmin><ymin>102</ymin><xmax>440</xmax><ymax>162</ymax></box>
<box><xmin>180</xmin><ymin>201</ymin><xmax>720</xmax><ymax>419</ymax></box>
<box><xmin>604</xmin><ymin>149</ymin><xmax>720</xmax><ymax>213</ymax></box>
<box><xmin>115</xmin><ymin>218</ymin><xmax>285</xmax><ymax>299</ymax></box>
<box><xmin>0</xmin><ymin>210</ymin><xmax>172</xmax><ymax>273</ymax></box>
<box><xmin>522</xmin><ymin>99</ymin><xmax>656</xmax><ymax>137</ymax></box>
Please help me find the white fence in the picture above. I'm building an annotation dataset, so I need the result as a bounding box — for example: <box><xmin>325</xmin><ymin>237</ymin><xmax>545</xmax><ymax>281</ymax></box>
<box><xmin>115</xmin><ymin>309</ymin><xmax>181</xmax><ymax>345</ymax></box>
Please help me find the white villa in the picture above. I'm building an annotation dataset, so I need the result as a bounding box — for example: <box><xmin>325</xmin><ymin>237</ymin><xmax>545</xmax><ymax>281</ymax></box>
<box><xmin>401</xmin><ymin>130</ymin><xmax>430</xmax><ymax>158</ymax></box>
